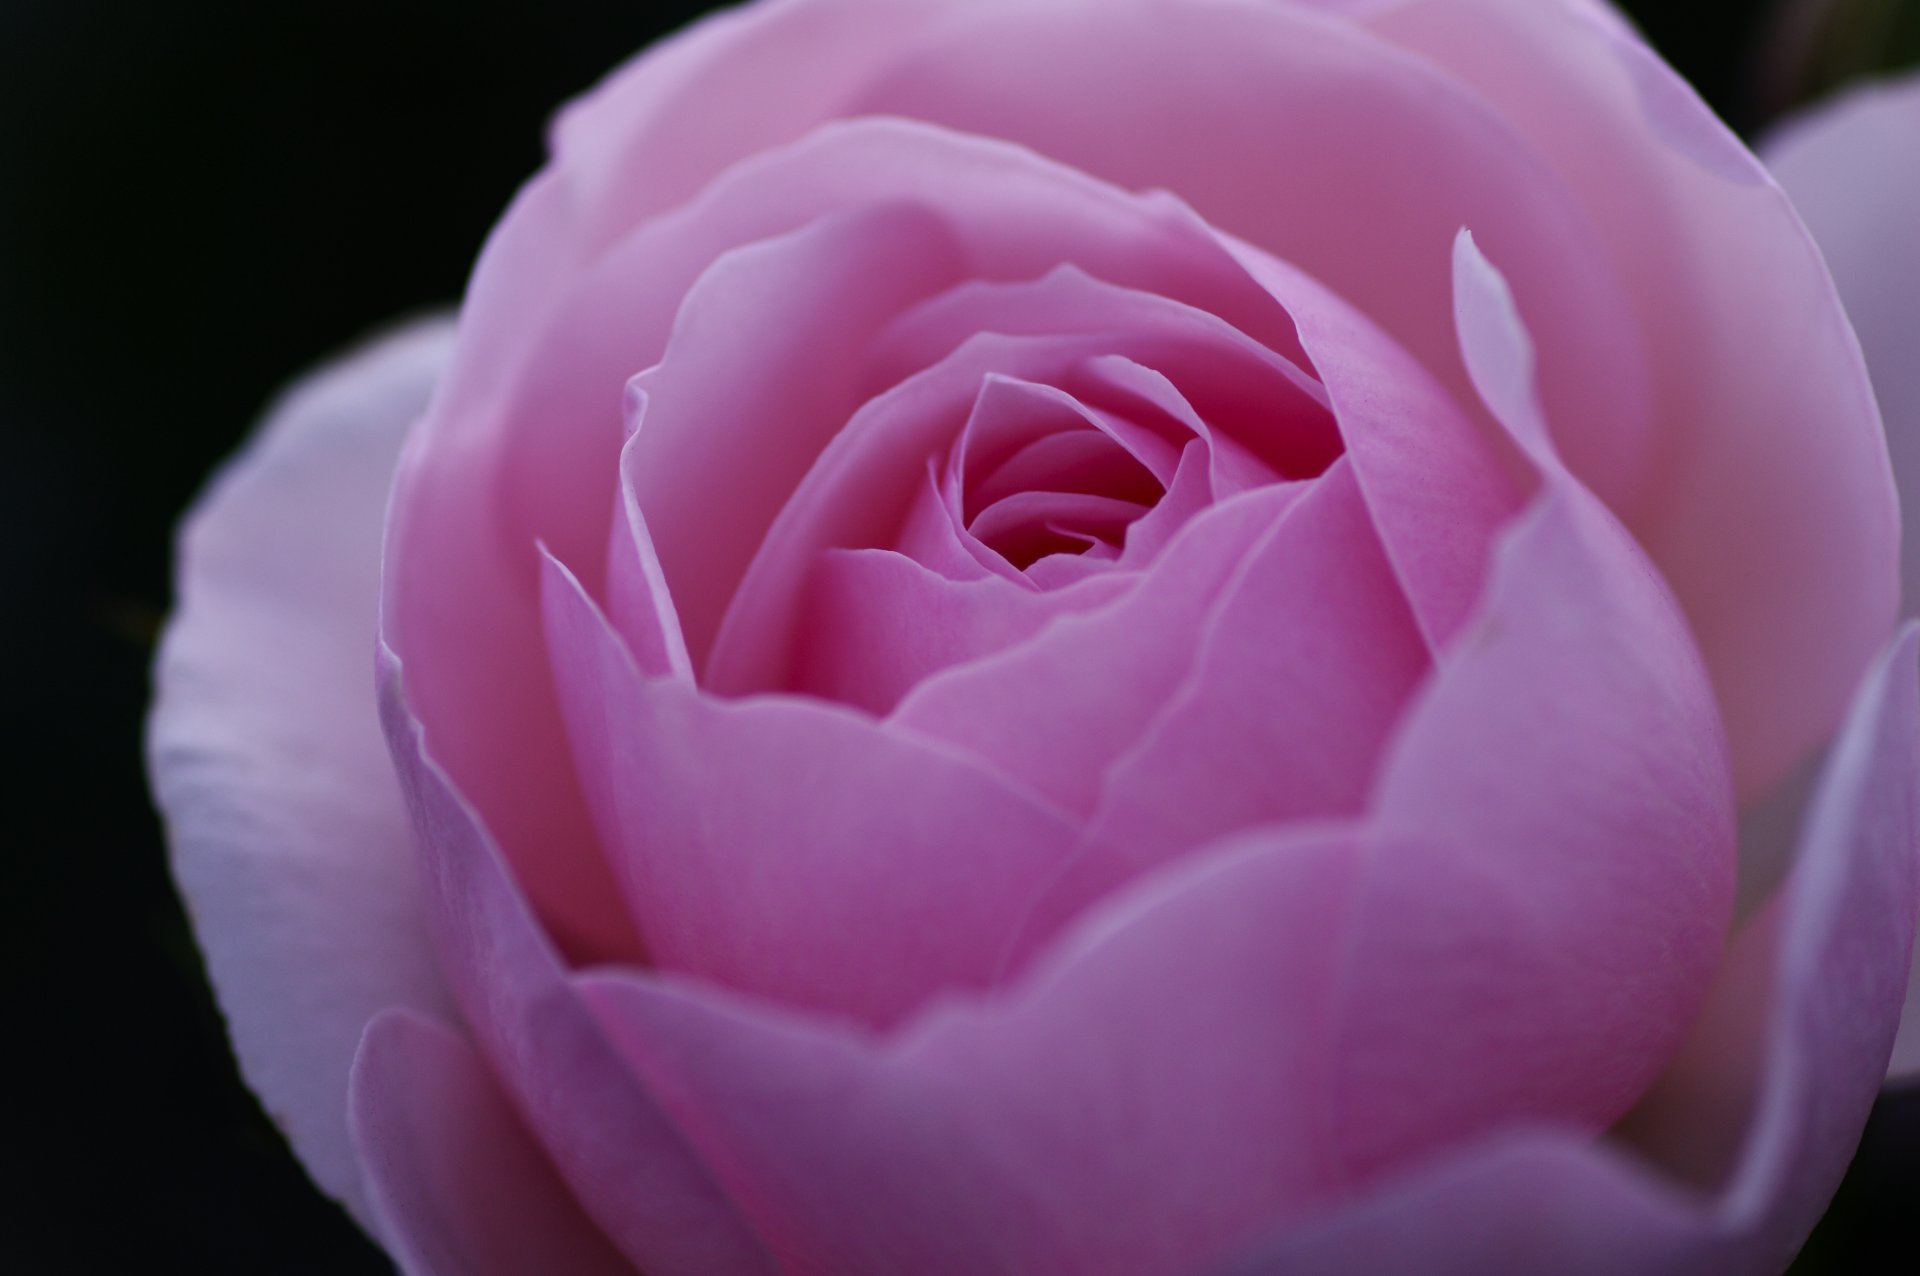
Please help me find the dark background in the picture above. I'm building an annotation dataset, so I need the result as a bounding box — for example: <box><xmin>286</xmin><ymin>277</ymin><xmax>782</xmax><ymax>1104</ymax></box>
<box><xmin>4</xmin><ymin>1</ymin><xmax>1916</xmax><ymax>1271</ymax></box>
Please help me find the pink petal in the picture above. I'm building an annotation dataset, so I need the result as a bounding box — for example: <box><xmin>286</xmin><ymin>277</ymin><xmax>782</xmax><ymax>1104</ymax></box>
<box><xmin>1076</xmin><ymin>459</ymin><xmax>1429</xmax><ymax>875</ymax></box>
<box><xmin>381</xmin><ymin>116</ymin><xmax>1289</xmax><ymax>957</ymax></box>
<box><xmin>894</xmin><ymin>460</ymin><xmax>1019</xmax><ymax>585</ymax></box>
<box><xmin>1001</xmin><ymin>384</ymin><xmax>1184</xmax><ymax>488</ymax></box>
<box><xmin>539</xmin><ymin>0</ymin><xmax>951</xmax><ymax>256</ymax></box>
<box><xmin>349</xmin><ymin>1011</ymin><xmax>630</xmax><ymax>1276</ymax></box>
<box><xmin>376</xmin><ymin>652</ymin><xmax>775</xmax><ymax>1276</ymax></box>
<box><xmin>147</xmin><ymin>318</ymin><xmax>458</xmax><ymax>1225</ymax></box>
<box><xmin>605</xmin><ymin>413</ymin><xmax>695</xmax><ymax>683</ymax></box>
<box><xmin>707</xmin><ymin>268</ymin><xmax>1325</xmax><ymax>700</ymax></box>
<box><xmin>1322</xmin><ymin>236</ymin><xmax>1735</xmax><ymax>1175</ymax></box>
<box><xmin>953</xmin><ymin>376</ymin><xmax>1129</xmax><ymax>490</ymax></box>
<box><xmin>1362</xmin><ymin>0</ymin><xmax>1898</xmax><ymax>799</ymax></box>
<box><xmin>873</xmin><ymin>265</ymin><xmax>1332</xmax><ymax>481</ymax></box>
<box><xmin>1215</xmin><ymin>626</ymin><xmax>1920</xmax><ymax>1274</ymax></box>
<box><xmin>540</xmin><ymin>551</ymin><xmax>1087</xmax><ymax>1027</ymax></box>
<box><xmin>425</xmin><ymin>0</ymin><xmax>950</xmax><ymax>443</ymax></box>
<box><xmin>968</xmin><ymin>431</ymin><xmax>1151</xmax><ymax>511</ymax></box>
<box><xmin>1763</xmin><ymin>71</ymin><xmax>1920</xmax><ymax>1077</ymax></box>
<box><xmin>566</xmin><ymin>627</ymin><xmax>1920</xmax><ymax>1276</ymax></box>
<box><xmin>1338</xmin><ymin>475</ymin><xmax>1734</xmax><ymax>1173</ymax></box>
<box><xmin>1066</xmin><ymin>353</ymin><xmax>1295</xmax><ymax>502</ymax></box>
<box><xmin>621</xmin><ymin>200</ymin><xmax>967</xmax><ymax>669</ymax></box>
<box><xmin>793</xmin><ymin>548</ymin><xmax>1131</xmax><ymax>715</ymax></box>
<box><xmin>577</xmin><ymin>825</ymin><xmax>1367</xmax><ymax>1276</ymax></box>
<box><xmin>1212</xmin><ymin>235</ymin><xmax>1522</xmax><ymax>651</ymax></box>
<box><xmin>1207</xmin><ymin>1135</ymin><xmax>1717</xmax><ymax>1275</ymax></box>
<box><xmin>889</xmin><ymin>481</ymin><xmax>1299</xmax><ymax>817</ymax></box>
<box><xmin>704</xmin><ymin>331</ymin><xmax>1126</xmax><ymax>698</ymax></box>
<box><xmin>853</xmin><ymin>0</ymin><xmax>1648</xmax><ymax>531</ymax></box>
<box><xmin>1118</xmin><ymin>439</ymin><xmax>1217</xmax><ymax>564</ymax></box>
<box><xmin>967</xmin><ymin>490</ymin><xmax>1147</xmax><ymax>561</ymax></box>
<box><xmin>1623</xmin><ymin>627</ymin><xmax>1920</xmax><ymax>1259</ymax></box>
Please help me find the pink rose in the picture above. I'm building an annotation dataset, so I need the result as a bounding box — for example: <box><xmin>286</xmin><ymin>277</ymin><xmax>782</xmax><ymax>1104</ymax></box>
<box><xmin>148</xmin><ymin>2</ymin><xmax>1919</xmax><ymax>1273</ymax></box>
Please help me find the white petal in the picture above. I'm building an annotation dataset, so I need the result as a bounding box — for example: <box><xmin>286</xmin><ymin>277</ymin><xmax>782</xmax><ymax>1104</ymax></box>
<box><xmin>148</xmin><ymin>316</ymin><xmax>458</xmax><ymax>1224</ymax></box>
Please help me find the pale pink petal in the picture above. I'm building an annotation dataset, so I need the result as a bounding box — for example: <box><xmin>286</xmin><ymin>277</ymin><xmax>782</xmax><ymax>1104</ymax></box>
<box><xmin>148</xmin><ymin>318</ymin><xmax>458</xmax><ymax>1225</ymax></box>
<box><xmin>1275</xmin><ymin>0</ymin><xmax>1408</xmax><ymax>15</ymax></box>
<box><xmin>1216</xmin><ymin>627</ymin><xmax>1920</xmax><ymax>1275</ymax></box>
<box><xmin>577</xmin><ymin>825</ymin><xmax>1366</xmax><ymax>1276</ymax></box>
<box><xmin>349</xmin><ymin>1011</ymin><xmax>631</xmax><ymax>1276</ymax></box>
<box><xmin>375</xmin><ymin>652</ymin><xmax>775</xmax><ymax>1276</ymax></box>
<box><xmin>383</xmin><ymin>400</ymin><xmax>639</xmax><ymax>964</ymax></box>
<box><xmin>1622</xmin><ymin>626</ymin><xmax>1920</xmax><ymax>1260</ymax></box>
<box><xmin>1763</xmin><ymin>72</ymin><xmax>1920</xmax><ymax>1076</ymax></box>
<box><xmin>540</xmin><ymin>553</ymin><xmax>1086</xmax><ymax>1027</ymax></box>
<box><xmin>1362</xmin><ymin>0</ymin><xmax>1898</xmax><ymax>799</ymax></box>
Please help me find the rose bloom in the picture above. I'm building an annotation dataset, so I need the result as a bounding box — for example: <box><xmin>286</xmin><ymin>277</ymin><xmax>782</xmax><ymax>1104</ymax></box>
<box><xmin>148</xmin><ymin>2</ymin><xmax>1920</xmax><ymax>1274</ymax></box>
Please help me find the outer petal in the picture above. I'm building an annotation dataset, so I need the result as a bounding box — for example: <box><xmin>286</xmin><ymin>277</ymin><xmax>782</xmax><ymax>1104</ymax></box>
<box><xmin>349</xmin><ymin>1011</ymin><xmax>631</xmax><ymax>1276</ymax></box>
<box><xmin>1361</xmin><ymin>0</ymin><xmax>1899</xmax><ymax>798</ymax></box>
<box><xmin>576</xmin><ymin>825</ymin><xmax>1367</xmax><ymax>1276</ymax></box>
<box><xmin>1763</xmin><ymin>73</ymin><xmax>1920</xmax><ymax>1077</ymax></box>
<box><xmin>1322</xmin><ymin>234</ymin><xmax>1733</xmax><ymax>1173</ymax></box>
<box><xmin>571</xmin><ymin>626</ymin><xmax>1919</xmax><ymax>1276</ymax></box>
<box><xmin>147</xmin><ymin>318</ymin><xmax>458</xmax><ymax>1225</ymax></box>
<box><xmin>376</xmin><ymin>653</ymin><xmax>777</xmax><ymax>1276</ymax></box>
<box><xmin>1210</xmin><ymin>627</ymin><xmax>1920</xmax><ymax>1275</ymax></box>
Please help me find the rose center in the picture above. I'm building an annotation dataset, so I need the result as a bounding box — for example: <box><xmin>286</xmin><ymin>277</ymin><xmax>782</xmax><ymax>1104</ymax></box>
<box><xmin>947</xmin><ymin>378</ymin><xmax>1171</xmax><ymax>579</ymax></box>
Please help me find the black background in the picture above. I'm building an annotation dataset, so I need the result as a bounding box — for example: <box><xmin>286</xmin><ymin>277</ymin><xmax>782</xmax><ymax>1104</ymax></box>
<box><xmin>3</xmin><ymin>1</ymin><xmax>1916</xmax><ymax>1272</ymax></box>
